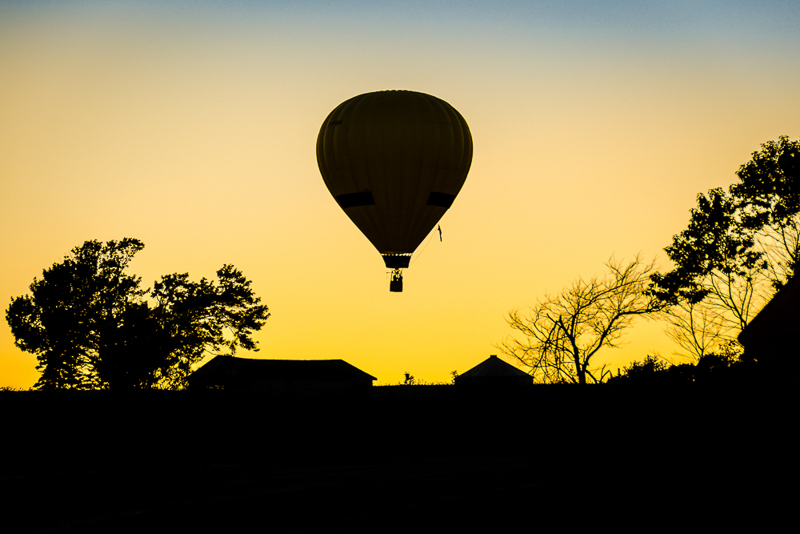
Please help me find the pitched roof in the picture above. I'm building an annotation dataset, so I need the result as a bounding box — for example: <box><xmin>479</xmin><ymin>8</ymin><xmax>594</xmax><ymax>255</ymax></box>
<box><xmin>188</xmin><ymin>356</ymin><xmax>377</xmax><ymax>387</ymax></box>
<box><xmin>458</xmin><ymin>355</ymin><xmax>531</xmax><ymax>379</ymax></box>
<box><xmin>738</xmin><ymin>272</ymin><xmax>800</xmax><ymax>347</ymax></box>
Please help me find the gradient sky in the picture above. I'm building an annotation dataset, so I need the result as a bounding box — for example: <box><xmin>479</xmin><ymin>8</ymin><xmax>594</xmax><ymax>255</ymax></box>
<box><xmin>2</xmin><ymin>1</ymin><xmax>799</xmax><ymax>388</ymax></box>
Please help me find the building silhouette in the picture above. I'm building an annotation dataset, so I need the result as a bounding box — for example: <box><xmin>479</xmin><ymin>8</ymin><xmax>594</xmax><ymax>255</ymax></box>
<box><xmin>738</xmin><ymin>273</ymin><xmax>800</xmax><ymax>372</ymax></box>
<box><xmin>188</xmin><ymin>356</ymin><xmax>376</xmax><ymax>391</ymax></box>
<box><xmin>455</xmin><ymin>355</ymin><xmax>532</xmax><ymax>387</ymax></box>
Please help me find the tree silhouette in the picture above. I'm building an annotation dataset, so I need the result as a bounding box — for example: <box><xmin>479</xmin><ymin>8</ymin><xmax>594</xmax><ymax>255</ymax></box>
<box><xmin>6</xmin><ymin>239</ymin><xmax>270</xmax><ymax>390</ymax></box>
<box><xmin>661</xmin><ymin>296</ymin><xmax>732</xmax><ymax>361</ymax></box>
<box><xmin>612</xmin><ymin>354</ymin><xmax>671</xmax><ymax>384</ymax></box>
<box><xmin>498</xmin><ymin>256</ymin><xmax>664</xmax><ymax>385</ymax></box>
<box><xmin>732</xmin><ymin>135</ymin><xmax>800</xmax><ymax>286</ymax></box>
<box><xmin>609</xmin><ymin>343</ymin><xmax>743</xmax><ymax>385</ymax></box>
<box><xmin>651</xmin><ymin>136</ymin><xmax>800</xmax><ymax>355</ymax></box>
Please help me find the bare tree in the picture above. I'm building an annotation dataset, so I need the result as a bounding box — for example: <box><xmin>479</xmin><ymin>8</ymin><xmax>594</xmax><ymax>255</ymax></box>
<box><xmin>498</xmin><ymin>256</ymin><xmax>665</xmax><ymax>385</ymax></box>
<box><xmin>661</xmin><ymin>299</ymin><xmax>731</xmax><ymax>361</ymax></box>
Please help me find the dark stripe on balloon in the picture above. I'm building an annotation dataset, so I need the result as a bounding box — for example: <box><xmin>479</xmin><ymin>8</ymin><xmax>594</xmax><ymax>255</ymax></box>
<box><xmin>427</xmin><ymin>192</ymin><xmax>456</xmax><ymax>208</ymax></box>
<box><xmin>382</xmin><ymin>254</ymin><xmax>411</xmax><ymax>269</ymax></box>
<box><xmin>335</xmin><ymin>191</ymin><xmax>375</xmax><ymax>208</ymax></box>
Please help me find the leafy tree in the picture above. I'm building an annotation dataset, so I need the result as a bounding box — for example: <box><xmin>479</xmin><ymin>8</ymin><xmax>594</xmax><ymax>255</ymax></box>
<box><xmin>651</xmin><ymin>136</ymin><xmax>800</xmax><ymax>356</ymax></box>
<box><xmin>6</xmin><ymin>239</ymin><xmax>145</xmax><ymax>389</ymax></box>
<box><xmin>731</xmin><ymin>136</ymin><xmax>800</xmax><ymax>287</ymax></box>
<box><xmin>498</xmin><ymin>256</ymin><xmax>665</xmax><ymax>385</ymax></box>
<box><xmin>6</xmin><ymin>239</ymin><xmax>270</xmax><ymax>390</ymax></box>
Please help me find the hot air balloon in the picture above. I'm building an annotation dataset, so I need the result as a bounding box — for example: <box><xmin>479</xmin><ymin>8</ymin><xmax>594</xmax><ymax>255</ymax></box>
<box><xmin>316</xmin><ymin>90</ymin><xmax>473</xmax><ymax>292</ymax></box>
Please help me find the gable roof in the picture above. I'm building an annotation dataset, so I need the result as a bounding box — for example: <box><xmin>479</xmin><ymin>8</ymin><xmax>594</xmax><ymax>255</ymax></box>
<box><xmin>188</xmin><ymin>356</ymin><xmax>377</xmax><ymax>388</ymax></box>
<box><xmin>458</xmin><ymin>355</ymin><xmax>532</xmax><ymax>380</ymax></box>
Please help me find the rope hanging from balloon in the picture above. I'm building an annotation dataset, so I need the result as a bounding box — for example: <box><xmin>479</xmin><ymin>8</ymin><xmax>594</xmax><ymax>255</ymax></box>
<box><xmin>410</xmin><ymin>225</ymin><xmax>442</xmax><ymax>267</ymax></box>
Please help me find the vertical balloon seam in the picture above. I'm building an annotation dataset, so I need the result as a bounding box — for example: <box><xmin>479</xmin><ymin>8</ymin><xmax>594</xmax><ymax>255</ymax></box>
<box><xmin>351</xmin><ymin>93</ymin><xmax>388</xmax><ymax>253</ymax></box>
<box><xmin>377</xmin><ymin>92</ymin><xmax>401</xmax><ymax>253</ymax></box>
<box><xmin>406</xmin><ymin>94</ymin><xmax>448</xmax><ymax>252</ymax></box>
<box><xmin>328</xmin><ymin>98</ymin><xmax>370</xmax><ymax>246</ymax></box>
<box><xmin>326</xmin><ymin>95</ymin><xmax>381</xmax><ymax>254</ymax></box>
<box><xmin>400</xmin><ymin>92</ymin><xmax>424</xmax><ymax>252</ymax></box>
<box><xmin>386</xmin><ymin>92</ymin><xmax>407</xmax><ymax>253</ymax></box>
<box><xmin>414</xmin><ymin>93</ymin><xmax>446</xmax><ymax>250</ymax></box>
<box><xmin>412</xmin><ymin>95</ymin><xmax>463</xmax><ymax>251</ymax></box>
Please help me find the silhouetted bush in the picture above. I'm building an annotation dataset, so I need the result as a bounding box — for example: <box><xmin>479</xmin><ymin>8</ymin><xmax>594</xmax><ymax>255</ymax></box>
<box><xmin>609</xmin><ymin>351</ymin><xmax>745</xmax><ymax>385</ymax></box>
<box><xmin>607</xmin><ymin>355</ymin><xmax>673</xmax><ymax>385</ymax></box>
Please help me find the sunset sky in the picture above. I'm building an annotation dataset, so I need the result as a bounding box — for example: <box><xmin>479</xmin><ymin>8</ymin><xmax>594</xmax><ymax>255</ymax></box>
<box><xmin>2</xmin><ymin>1</ymin><xmax>799</xmax><ymax>388</ymax></box>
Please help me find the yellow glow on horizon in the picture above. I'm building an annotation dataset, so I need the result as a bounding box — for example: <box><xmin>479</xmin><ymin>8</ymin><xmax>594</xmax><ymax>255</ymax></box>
<box><xmin>2</xmin><ymin>2</ymin><xmax>800</xmax><ymax>388</ymax></box>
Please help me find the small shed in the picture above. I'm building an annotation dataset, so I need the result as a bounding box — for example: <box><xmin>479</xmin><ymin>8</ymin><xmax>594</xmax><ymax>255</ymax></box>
<box><xmin>455</xmin><ymin>355</ymin><xmax>533</xmax><ymax>387</ymax></box>
<box><xmin>738</xmin><ymin>273</ymin><xmax>800</xmax><ymax>370</ymax></box>
<box><xmin>188</xmin><ymin>356</ymin><xmax>377</xmax><ymax>391</ymax></box>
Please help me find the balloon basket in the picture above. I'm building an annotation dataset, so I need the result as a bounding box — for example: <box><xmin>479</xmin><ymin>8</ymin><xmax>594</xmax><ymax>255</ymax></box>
<box><xmin>389</xmin><ymin>270</ymin><xmax>403</xmax><ymax>292</ymax></box>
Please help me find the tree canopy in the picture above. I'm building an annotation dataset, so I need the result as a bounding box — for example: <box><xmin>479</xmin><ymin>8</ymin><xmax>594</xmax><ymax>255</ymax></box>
<box><xmin>6</xmin><ymin>239</ymin><xmax>270</xmax><ymax>390</ymax></box>
<box><xmin>651</xmin><ymin>136</ymin><xmax>800</xmax><ymax>358</ymax></box>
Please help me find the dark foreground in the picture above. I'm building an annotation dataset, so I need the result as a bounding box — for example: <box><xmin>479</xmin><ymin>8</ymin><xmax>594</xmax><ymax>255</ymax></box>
<box><xmin>3</xmin><ymin>384</ymin><xmax>796</xmax><ymax>532</ymax></box>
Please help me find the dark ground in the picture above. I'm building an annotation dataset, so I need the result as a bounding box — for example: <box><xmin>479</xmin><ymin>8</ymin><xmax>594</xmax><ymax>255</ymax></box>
<box><xmin>2</xmin><ymin>383</ymin><xmax>796</xmax><ymax>532</ymax></box>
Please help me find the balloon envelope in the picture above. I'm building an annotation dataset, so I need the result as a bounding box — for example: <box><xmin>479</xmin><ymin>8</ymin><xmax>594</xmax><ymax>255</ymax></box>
<box><xmin>316</xmin><ymin>90</ymin><xmax>473</xmax><ymax>268</ymax></box>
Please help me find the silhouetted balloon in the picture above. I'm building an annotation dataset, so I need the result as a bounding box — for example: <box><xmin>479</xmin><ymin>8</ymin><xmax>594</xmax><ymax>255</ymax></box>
<box><xmin>317</xmin><ymin>90</ymin><xmax>473</xmax><ymax>290</ymax></box>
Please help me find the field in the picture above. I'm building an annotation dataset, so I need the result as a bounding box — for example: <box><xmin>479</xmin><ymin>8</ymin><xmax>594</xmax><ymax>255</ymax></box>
<box><xmin>3</xmin><ymin>384</ymin><xmax>795</xmax><ymax>532</ymax></box>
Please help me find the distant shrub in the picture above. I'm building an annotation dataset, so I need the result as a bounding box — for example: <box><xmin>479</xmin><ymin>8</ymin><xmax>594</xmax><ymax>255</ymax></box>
<box><xmin>402</xmin><ymin>372</ymin><xmax>416</xmax><ymax>385</ymax></box>
<box><xmin>625</xmin><ymin>355</ymin><xmax>670</xmax><ymax>376</ymax></box>
<box><xmin>398</xmin><ymin>372</ymin><xmax>455</xmax><ymax>386</ymax></box>
<box><xmin>609</xmin><ymin>350</ymin><xmax>744</xmax><ymax>385</ymax></box>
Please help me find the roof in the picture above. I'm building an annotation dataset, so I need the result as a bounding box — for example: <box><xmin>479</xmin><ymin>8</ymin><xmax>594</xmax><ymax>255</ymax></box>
<box><xmin>738</xmin><ymin>273</ymin><xmax>800</xmax><ymax>347</ymax></box>
<box><xmin>188</xmin><ymin>356</ymin><xmax>377</xmax><ymax>388</ymax></box>
<box><xmin>458</xmin><ymin>355</ymin><xmax>532</xmax><ymax>379</ymax></box>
